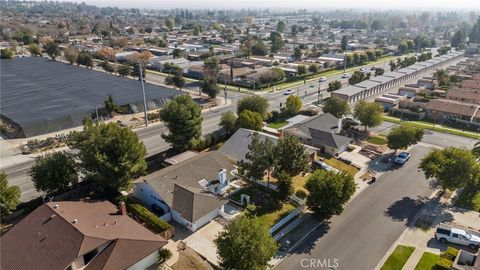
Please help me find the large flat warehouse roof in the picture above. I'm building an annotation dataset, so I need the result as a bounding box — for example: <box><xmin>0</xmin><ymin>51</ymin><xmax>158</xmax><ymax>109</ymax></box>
<box><xmin>1</xmin><ymin>57</ymin><xmax>180</xmax><ymax>137</ymax></box>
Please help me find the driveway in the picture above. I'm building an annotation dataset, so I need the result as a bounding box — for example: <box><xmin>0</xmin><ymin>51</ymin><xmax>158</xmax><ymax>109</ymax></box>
<box><xmin>275</xmin><ymin>145</ymin><xmax>434</xmax><ymax>270</ymax></box>
<box><xmin>184</xmin><ymin>220</ymin><xmax>224</xmax><ymax>267</ymax></box>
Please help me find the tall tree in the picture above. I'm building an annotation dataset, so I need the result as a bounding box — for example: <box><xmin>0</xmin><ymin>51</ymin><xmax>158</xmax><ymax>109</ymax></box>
<box><xmin>0</xmin><ymin>172</ymin><xmax>20</xmax><ymax>217</ymax></box>
<box><xmin>275</xmin><ymin>135</ymin><xmax>309</xmax><ymax>176</ymax></box>
<box><xmin>341</xmin><ymin>35</ymin><xmax>349</xmax><ymax>51</ymax></box>
<box><xmin>276</xmin><ymin>170</ymin><xmax>294</xmax><ymax>200</ymax></box>
<box><xmin>451</xmin><ymin>29</ymin><xmax>466</xmax><ymax>48</ymax></box>
<box><xmin>276</xmin><ymin>21</ymin><xmax>286</xmax><ymax>33</ymax></box>
<box><xmin>386</xmin><ymin>126</ymin><xmax>424</xmax><ymax>153</ymax></box>
<box><xmin>104</xmin><ymin>95</ymin><xmax>117</xmax><ymax>117</ymax></box>
<box><xmin>220</xmin><ymin>111</ymin><xmax>238</xmax><ymax>136</ymax></box>
<box><xmin>419</xmin><ymin>147</ymin><xmax>480</xmax><ymax>191</ymax></box>
<box><xmin>297</xmin><ymin>64</ymin><xmax>307</xmax><ymax>76</ymax></box>
<box><xmin>201</xmin><ymin>78</ymin><xmax>220</xmax><ymax>99</ymax></box>
<box><xmin>251</xmin><ymin>40</ymin><xmax>268</xmax><ymax>56</ymax></box>
<box><xmin>270</xmin><ymin>31</ymin><xmax>284</xmax><ymax>53</ymax></box>
<box><xmin>239</xmin><ymin>132</ymin><xmax>273</xmax><ymax>180</ymax></box>
<box><xmin>45</xmin><ymin>42</ymin><xmax>61</xmax><ymax>60</ymax></box>
<box><xmin>64</xmin><ymin>47</ymin><xmax>79</xmax><ymax>64</ymax></box>
<box><xmin>28</xmin><ymin>152</ymin><xmax>78</xmax><ymax>194</ymax></box>
<box><xmin>469</xmin><ymin>17</ymin><xmax>480</xmax><ymax>44</ymax></box>
<box><xmin>322</xmin><ymin>96</ymin><xmax>350</xmax><ymax>118</ymax></box>
<box><xmin>235</xmin><ymin>110</ymin><xmax>263</xmax><ymax>131</ymax></box>
<box><xmin>166</xmin><ymin>17</ymin><xmax>175</xmax><ymax>31</ymax></box>
<box><xmin>237</xmin><ymin>96</ymin><xmax>270</xmax><ymax>120</ymax></box>
<box><xmin>215</xmin><ymin>215</ymin><xmax>278</xmax><ymax>270</ymax></box>
<box><xmin>159</xmin><ymin>95</ymin><xmax>203</xmax><ymax>151</ymax></box>
<box><xmin>68</xmin><ymin>122</ymin><xmax>147</xmax><ymax>193</ymax></box>
<box><xmin>283</xmin><ymin>95</ymin><xmax>302</xmax><ymax>117</ymax></box>
<box><xmin>353</xmin><ymin>100</ymin><xmax>383</xmax><ymax>131</ymax></box>
<box><xmin>304</xmin><ymin>170</ymin><xmax>355</xmax><ymax>220</ymax></box>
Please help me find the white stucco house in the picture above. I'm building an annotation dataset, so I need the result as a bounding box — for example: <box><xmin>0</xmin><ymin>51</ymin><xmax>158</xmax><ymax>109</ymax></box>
<box><xmin>133</xmin><ymin>151</ymin><xmax>236</xmax><ymax>232</ymax></box>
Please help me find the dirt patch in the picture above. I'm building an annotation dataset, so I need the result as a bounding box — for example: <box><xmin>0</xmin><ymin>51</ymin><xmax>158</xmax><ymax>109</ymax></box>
<box><xmin>171</xmin><ymin>246</ymin><xmax>213</xmax><ymax>270</ymax></box>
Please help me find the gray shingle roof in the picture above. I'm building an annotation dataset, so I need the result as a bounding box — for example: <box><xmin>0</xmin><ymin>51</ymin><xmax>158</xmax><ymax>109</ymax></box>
<box><xmin>134</xmin><ymin>151</ymin><xmax>234</xmax><ymax>221</ymax></box>
<box><xmin>332</xmin><ymin>85</ymin><xmax>366</xmax><ymax>97</ymax></box>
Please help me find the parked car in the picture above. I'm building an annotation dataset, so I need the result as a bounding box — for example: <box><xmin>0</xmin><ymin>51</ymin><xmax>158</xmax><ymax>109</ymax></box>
<box><xmin>319</xmin><ymin>77</ymin><xmax>327</xmax><ymax>82</ymax></box>
<box><xmin>341</xmin><ymin>73</ymin><xmax>350</xmax><ymax>79</ymax></box>
<box><xmin>370</xmin><ymin>66</ymin><xmax>377</xmax><ymax>71</ymax></box>
<box><xmin>394</xmin><ymin>152</ymin><xmax>410</xmax><ymax>165</ymax></box>
<box><xmin>284</xmin><ymin>89</ymin><xmax>295</xmax><ymax>95</ymax></box>
<box><xmin>435</xmin><ymin>225</ymin><xmax>480</xmax><ymax>250</ymax></box>
<box><xmin>359</xmin><ymin>67</ymin><xmax>367</xmax><ymax>72</ymax></box>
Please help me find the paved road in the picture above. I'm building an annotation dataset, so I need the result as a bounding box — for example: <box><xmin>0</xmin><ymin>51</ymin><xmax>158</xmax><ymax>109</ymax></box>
<box><xmin>372</xmin><ymin>121</ymin><xmax>479</xmax><ymax>149</ymax></box>
<box><xmin>275</xmin><ymin>145</ymin><xmax>434</xmax><ymax>270</ymax></box>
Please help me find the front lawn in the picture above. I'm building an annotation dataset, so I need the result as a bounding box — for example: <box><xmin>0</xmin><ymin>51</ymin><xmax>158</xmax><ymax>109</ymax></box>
<box><xmin>267</xmin><ymin>121</ymin><xmax>289</xmax><ymax>129</ymax></box>
<box><xmin>319</xmin><ymin>154</ymin><xmax>360</xmax><ymax>176</ymax></box>
<box><xmin>454</xmin><ymin>187</ymin><xmax>480</xmax><ymax>212</ymax></box>
<box><xmin>414</xmin><ymin>252</ymin><xmax>440</xmax><ymax>270</ymax></box>
<box><xmin>229</xmin><ymin>184</ymin><xmax>296</xmax><ymax>228</ymax></box>
<box><xmin>380</xmin><ymin>245</ymin><xmax>415</xmax><ymax>270</ymax></box>
<box><xmin>367</xmin><ymin>135</ymin><xmax>388</xmax><ymax>145</ymax></box>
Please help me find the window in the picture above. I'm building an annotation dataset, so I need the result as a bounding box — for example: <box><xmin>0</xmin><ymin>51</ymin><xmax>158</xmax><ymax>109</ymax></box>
<box><xmin>452</xmin><ymin>233</ymin><xmax>459</xmax><ymax>238</ymax></box>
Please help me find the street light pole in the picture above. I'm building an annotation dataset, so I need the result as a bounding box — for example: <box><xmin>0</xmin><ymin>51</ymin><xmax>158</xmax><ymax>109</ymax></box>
<box><xmin>224</xmin><ymin>74</ymin><xmax>227</xmax><ymax>105</ymax></box>
<box><xmin>343</xmin><ymin>37</ymin><xmax>348</xmax><ymax>74</ymax></box>
<box><xmin>318</xmin><ymin>79</ymin><xmax>322</xmax><ymax>102</ymax></box>
<box><xmin>139</xmin><ymin>63</ymin><xmax>148</xmax><ymax>127</ymax></box>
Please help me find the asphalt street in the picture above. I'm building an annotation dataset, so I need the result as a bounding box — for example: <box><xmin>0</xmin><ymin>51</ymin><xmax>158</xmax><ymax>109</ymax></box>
<box><xmin>275</xmin><ymin>145</ymin><xmax>435</xmax><ymax>270</ymax></box>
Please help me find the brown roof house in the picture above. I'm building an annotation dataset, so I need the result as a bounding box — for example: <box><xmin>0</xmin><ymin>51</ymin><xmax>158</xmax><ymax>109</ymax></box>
<box><xmin>0</xmin><ymin>201</ymin><xmax>167</xmax><ymax>270</ymax></box>
<box><xmin>282</xmin><ymin>113</ymin><xmax>352</xmax><ymax>156</ymax></box>
<box><xmin>133</xmin><ymin>151</ymin><xmax>234</xmax><ymax>232</ymax></box>
<box><xmin>425</xmin><ymin>99</ymin><xmax>480</xmax><ymax>124</ymax></box>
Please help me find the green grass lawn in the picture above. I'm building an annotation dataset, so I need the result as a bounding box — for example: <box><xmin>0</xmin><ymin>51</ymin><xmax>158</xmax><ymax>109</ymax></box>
<box><xmin>318</xmin><ymin>154</ymin><xmax>360</xmax><ymax>176</ymax></box>
<box><xmin>267</xmin><ymin>121</ymin><xmax>289</xmax><ymax>129</ymax></box>
<box><xmin>380</xmin><ymin>245</ymin><xmax>416</xmax><ymax>270</ymax></box>
<box><xmin>229</xmin><ymin>184</ymin><xmax>296</xmax><ymax>228</ymax></box>
<box><xmin>367</xmin><ymin>135</ymin><xmax>388</xmax><ymax>145</ymax></box>
<box><xmin>382</xmin><ymin>116</ymin><xmax>480</xmax><ymax>140</ymax></box>
<box><xmin>414</xmin><ymin>252</ymin><xmax>440</xmax><ymax>270</ymax></box>
<box><xmin>454</xmin><ymin>187</ymin><xmax>480</xmax><ymax>212</ymax></box>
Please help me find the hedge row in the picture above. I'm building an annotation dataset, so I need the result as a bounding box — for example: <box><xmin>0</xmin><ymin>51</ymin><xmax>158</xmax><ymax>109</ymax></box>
<box><xmin>127</xmin><ymin>203</ymin><xmax>172</xmax><ymax>233</ymax></box>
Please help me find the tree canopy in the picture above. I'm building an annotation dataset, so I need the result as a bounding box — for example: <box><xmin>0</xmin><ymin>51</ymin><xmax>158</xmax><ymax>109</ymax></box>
<box><xmin>283</xmin><ymin>95</ymin><xmax>302</xmax><ymax>117</ymax></box>
<box><xmin>353</xmin><ymin>100</ymin><xmax>383</xmax><ymax>131</ymax></box>
<box><xmin>240</xmin><ymin>132</ymin><xmax>276</xmax><ymax>180</ymax></box>
<box><xmin>322</xmin><ymin>96</ymin><xmax>350</xmax><ymax>118</ymax></box>
<box><xmin>419</xmin><ymin>147</ymin><xmax>480</xmax><ymax>191</ymax></box>
<box><xmin>68</xmin><ymin>122</ymin><xmax>147</xmax><ymax>193</ymax></box>
<box><xmin>159</xmin><ymin>95</ymin><xmax>203</xmax><ymax>151</ymax></box>
<box><xmin>386</xmin><ymin>125</ymin><xmax>424</xmax><ymax>153</ymax></box>
<box><xmin>45</xmin><ymin>42</ymin><xmax>61</xmax><ymax>60</ymax></box>
<box><xmin>305</xmin><ymin>170</ymin><xmax>355</xmax><ymax>220</ymax></box>
<box><xmin>0</xmin><ymin>172</ymin><xmax>20</xmax><ymax>217</ymax></box>
<box><xmin>275</xmin><ymin>135</ymin><xmax>309</xmax><ymax>176</ymax></box>
<box><xmin>235</xmin><ymin>110</ymin><xmax>263</xmax><ymax>131</ymax></box>
<box><xmin>237</xmin><ymin>96</ymin><xmax>270</xmax><ymax>120</ymax></box>
<box><xmin>28</xmin><ymin>152</ymin><xmax>78</xmax><ymax>194</ymax></box>
<box><xmin>220</xmin><ymin>111</ymin><xmax>238</xmax><ymax>136</ymax></box>
<box><xmin>215</xmin><ymin>215</ymin><xmax>278</xmax><ymax>270</ymax></box>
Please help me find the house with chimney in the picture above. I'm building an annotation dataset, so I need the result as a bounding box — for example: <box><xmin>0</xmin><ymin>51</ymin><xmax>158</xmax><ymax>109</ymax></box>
<box><xmin>133</xmin><ymin>151</ymin><xmax>235</xmax><ymax>232</ymax></box>
<box><xmin>282</xmin><ymin>113</ymin><xmax>352</xmax><ymax>156</ymax></box>
<box><xmin>0</xmin><ymin>200</ymin><xmax>167</xmax><ymax>270</ymax></box>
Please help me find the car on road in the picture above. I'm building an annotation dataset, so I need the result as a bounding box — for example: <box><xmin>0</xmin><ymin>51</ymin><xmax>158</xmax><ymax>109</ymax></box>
<box><xmin>394</xmin><ymin>152</ymin><xmax>410</xmax><ymax>165</ymax></box>
<box><xmin>370</xmin><ymin>66</ymin><xmax>377</xmax><ymax>71</ymax></box>
<box><xmin>435</xmin><ymin>225</ymin><xmax>480</xmax><ymax>250</ymax></box>
<box><xmin>360</xmin><ymin>67</ymin><xmax>367</xmax><ymax>72</ymax></box>
<box><xmin>319</xmin><ymin>77</ymin><xmax>327</xmax><ymax>82</ymax></box>
<box><xmin>284</xmin><ymin>89</ymin><xmax>295</xmax><ymax>95</ymax></box>
<box><xmin>341</xmin><ymin>73</ymin><xmax>350</xmax><ymax>79</ymax></box>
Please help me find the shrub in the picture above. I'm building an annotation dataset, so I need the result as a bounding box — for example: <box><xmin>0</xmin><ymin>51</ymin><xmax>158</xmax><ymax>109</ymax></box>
<box><xmin>435</xmin><ymin>257</ymin><xmax>453</xmax><ymax>270</ymax></box>
<box><xmin>295</xmin><ymin>189</ymin><xmax>307</xmax><ymax>199</ymax></box>
<box><xmin>127</xmin><ymin>203</ymin><xmax>172</xmax><ymax>233</ymax></box>
<box><xmin>440</xmin><ymin>247</ymin><xmax>459</xmax><ymax>261</ymax></box>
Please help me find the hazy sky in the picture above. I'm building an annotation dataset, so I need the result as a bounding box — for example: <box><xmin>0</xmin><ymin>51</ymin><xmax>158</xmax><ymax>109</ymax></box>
<box><xmin>75</xmin><ymin>0</ymin><xmax>479</xmax><ymax>10</ymax></box>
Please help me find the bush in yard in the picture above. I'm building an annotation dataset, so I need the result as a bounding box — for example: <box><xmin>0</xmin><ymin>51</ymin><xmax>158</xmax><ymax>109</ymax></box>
<box><xmin>127</xmin><ymin>203</ymin><xmax>172</xmax><ymax>232</ymax></box>
<box><xmin>235</xmin><ymin>110</ymin><xmax>263</xmax><ymax>131</ymax></box>
<box><xmin>435</xmin><ymin>257</ymin><xmax>453</xmax><ymax>270</ymax></box>
<box><xmin>276</xmin><ymin>170</ymin><xmax>294</xmax><ymax>200</ymax></box>
<box><xmin>157</xmin><ymin>249</ymin><xmax>173</xmax><ymax>265</ymax></box>
<box><xmin>295</xmin><ymin>189</ymin><xmax>307</xmax><ymax>199</ymax></box>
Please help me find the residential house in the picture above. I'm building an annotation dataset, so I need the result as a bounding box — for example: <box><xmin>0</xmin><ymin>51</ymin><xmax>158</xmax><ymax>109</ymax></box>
<box><xmin>0</xmin><ymin>201</ymin><xmax>167</xmax><ymax>270</ymax></box>
<box><xmin>447</xmin><ymin>88</ymin><xmax>480</xmax><ymax>105</ymax></box>
<box><xmin>375</xmin><ymin>93</ymin><xmax>407</xmax><ymax>111</ymax></box>
<box><xmin>282</xmin><ymin>113</ymin><xmax>352</xmax><ymax>156</ymax></box>
<box><xmin>425</xmin><ymin>99</ymin><xmax>480</xmax><ymax>124</ymax></box>
<box><xmin>219</xmin><ymin>128</ymin><xmax>318</xmax><ymax>164</ymax></box>
<box><xmin>133</xmin><ymin>151</ymin><xmax>234</xmax><ymax>232</ymax></box>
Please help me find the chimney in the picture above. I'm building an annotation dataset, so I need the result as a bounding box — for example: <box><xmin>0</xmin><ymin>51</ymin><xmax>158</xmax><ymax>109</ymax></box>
<box><xmin>119</xmin><ymin>201</ymin><xmax>127</xmax><ymax>215</ymax></box>
<box><xmin>337</xmin><ymin>118</ymin><xmax>343</xmax><ymax>134</ymax></box>
<box><xmin>218</xmin><ymin>169</ymin><xmax>227</xmax><ymax>185</ymax></box>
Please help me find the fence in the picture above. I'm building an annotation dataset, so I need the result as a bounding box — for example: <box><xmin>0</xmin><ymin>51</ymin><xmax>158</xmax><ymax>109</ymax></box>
<box><xmin>269</xmin><ymin>205</ymin><xmax>304</xmax><ymax>235</ymax></box>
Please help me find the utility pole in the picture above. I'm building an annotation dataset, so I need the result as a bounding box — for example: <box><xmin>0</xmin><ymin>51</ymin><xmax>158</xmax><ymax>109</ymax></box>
<box><xmin>343</xmin><ymin>36</ymin><xmax>348</xmax><ymax>73</ymax></box>
<box><xmin>318</xmin><ymin>79</ymin><xmax>322</xmax><ymax>102</ymax></box>
<box><xmin>224</xmin><ymin>73</ymin><xmax>227</xmax><ymax>105</ymax></box>
<box><xmin>139</xmin><ymin>63</ymin><xmax>148</xmax><ymax>127</ymax></box>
